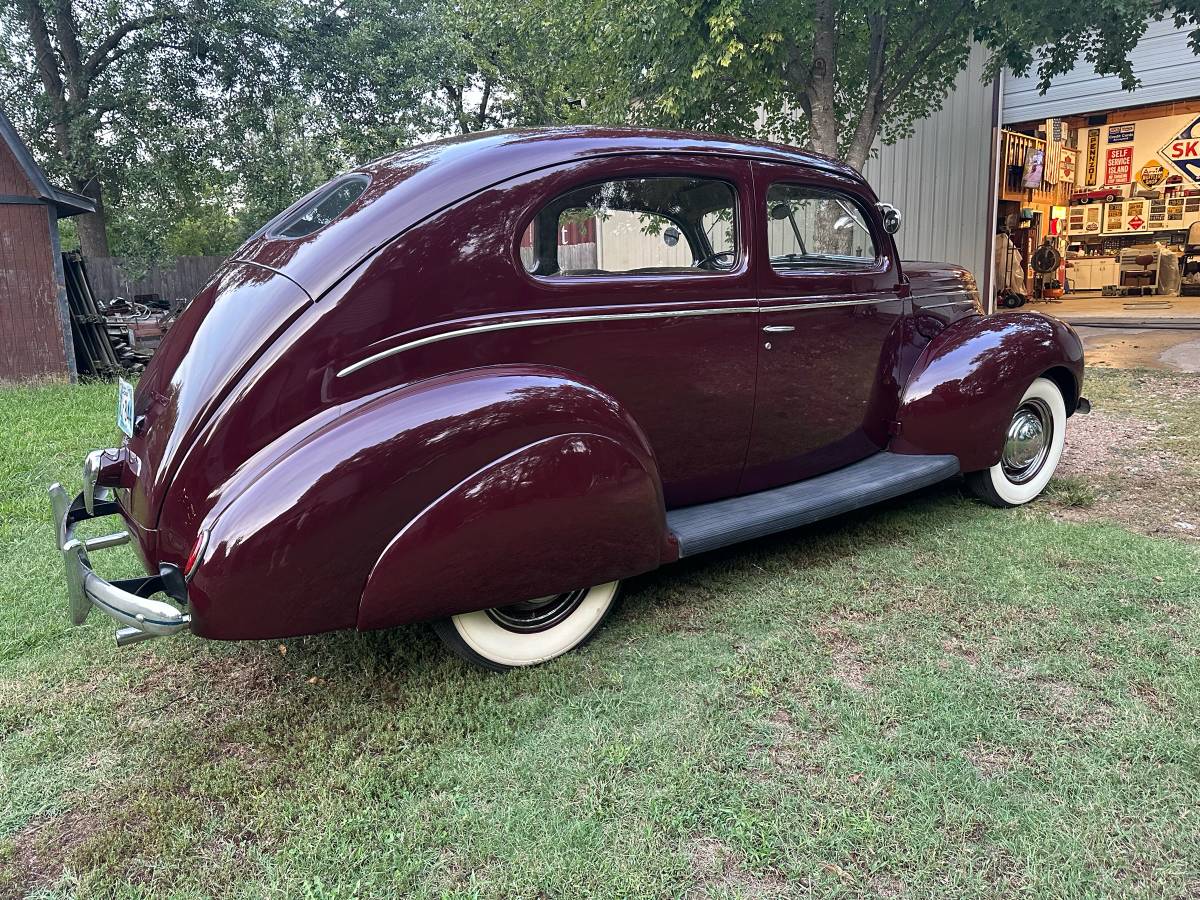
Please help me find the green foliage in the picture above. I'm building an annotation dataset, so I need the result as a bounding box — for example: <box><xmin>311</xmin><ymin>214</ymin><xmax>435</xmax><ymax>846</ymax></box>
<box><xmin>979</xmin><ymin>2</ymin><xmax>1200</xmax><ymax>92</ymax></box>
<box><xmin>3</xmin><ymin>0</ymin><xmax>1199</xmax><ymax>261</ymax></box>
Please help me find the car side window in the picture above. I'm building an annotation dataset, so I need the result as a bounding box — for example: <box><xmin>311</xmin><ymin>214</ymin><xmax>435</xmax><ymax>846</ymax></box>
<box><xmin>766</xmin><ymin>184</ymin><xmax>877</xmax><ymax>271</ymax></box>
<box><xmin>523</xmin><ymin>176</ymin><xmax>737</xmax><ymax>277</ymax></box>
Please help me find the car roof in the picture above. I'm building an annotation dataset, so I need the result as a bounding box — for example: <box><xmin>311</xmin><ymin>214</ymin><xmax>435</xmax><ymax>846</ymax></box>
<box><xmin>354</xmin><ymin>126</ymin><xmax>860</xmax><ymax>182</ymax></box>
<box><xmin>234</xmin><ymin>126</ymin><xmax>864</xmax><ymax>300</ymax></box>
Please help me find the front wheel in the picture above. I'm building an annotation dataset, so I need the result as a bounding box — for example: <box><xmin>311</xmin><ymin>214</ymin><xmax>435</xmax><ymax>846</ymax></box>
<box><xmin>966</xmin><ymin>377</ymin><xmax>1067</xmax><ymax>507</ymax></box>
<box><xmin>433</xmin><ymin>582</ymin><xmax>620</xmax><ymax>671</ymax></box>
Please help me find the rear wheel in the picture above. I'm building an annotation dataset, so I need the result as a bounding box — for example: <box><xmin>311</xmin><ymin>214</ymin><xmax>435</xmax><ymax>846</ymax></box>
<box><xmin>433</xmin><ymin>581</ymin><xmax>620</xmax><ymax>671</ymax></box>
<box><xmin>966</xmin><ymin>377</ymin><xmax>1067</xmax><ymax>507</ymax></box>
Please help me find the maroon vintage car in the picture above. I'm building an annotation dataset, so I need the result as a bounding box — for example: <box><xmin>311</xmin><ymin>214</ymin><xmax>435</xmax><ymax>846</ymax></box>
<box><xmin>51</xmin><ymin>127</ymin><xmax>1086</xmax><ymax>670</ymax></box>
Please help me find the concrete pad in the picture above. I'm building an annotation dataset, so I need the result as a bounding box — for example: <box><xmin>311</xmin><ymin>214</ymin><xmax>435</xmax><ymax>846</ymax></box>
<box><xmin>1160</xmin><ymin>337</ymin><xmax>1200</xmax><ymax>373</ymax></box>
<box><xmin>1077</xmin><ymin>326</ymin><xmax>1200</xmax><ymax>371</ymax></box>
<box><xmin>998</xmin><ymin>292</ymin><xmax>1200</xmax><ymax>324</ymax></box>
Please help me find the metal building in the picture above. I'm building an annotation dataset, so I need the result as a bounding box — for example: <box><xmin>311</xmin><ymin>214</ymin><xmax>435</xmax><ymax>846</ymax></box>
<box><xmin>1001</xmin><ymin>17</ymin><xmax>1200</xmax><ymax>124</ymax></box>
<box><xmin>860</xmin><ymin>44</ymin><xmax>999</xmax><ymax>297</ymax></box>
<box><xmin>861</xmin><ymin>19</ymin><xmax>1199</xmax><ymax>310</ymax></box>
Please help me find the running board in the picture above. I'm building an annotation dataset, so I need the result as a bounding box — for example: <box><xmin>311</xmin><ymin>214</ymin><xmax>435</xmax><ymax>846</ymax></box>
<box><xmin>666</xmin><ymin>452</ymin><xmax>960</xmax><ymax>558</ymax></box>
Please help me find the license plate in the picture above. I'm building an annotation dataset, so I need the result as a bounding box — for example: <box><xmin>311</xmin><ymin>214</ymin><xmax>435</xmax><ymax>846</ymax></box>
<box><xmin>116</xmin><ymin>378</ymin><xmax>135</xmax><ymax>438</ymax></box>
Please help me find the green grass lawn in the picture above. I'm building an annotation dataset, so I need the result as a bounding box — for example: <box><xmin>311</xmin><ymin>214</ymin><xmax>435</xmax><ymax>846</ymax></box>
<box><xmin>2</xmin><ymin>372</ymin><xmax>1199</xmax><ymax>899</ymax></box>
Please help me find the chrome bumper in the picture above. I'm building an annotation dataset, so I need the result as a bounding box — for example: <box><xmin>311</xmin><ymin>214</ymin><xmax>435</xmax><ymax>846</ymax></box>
<box><xmin>49</xmin><ymin>481</ymin><xmax>190</xmax><ymax>646</ymax></box>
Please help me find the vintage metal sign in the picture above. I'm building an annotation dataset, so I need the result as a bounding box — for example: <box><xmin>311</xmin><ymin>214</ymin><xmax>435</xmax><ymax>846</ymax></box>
<box><xmin>1107</xmin><ymin>123</ymin><xmax>1136</xmax><ymax>144</ymax></box>
<box><xmin>1105</xmin><ymin>146</ymin><xmax>1133</xmax><ymax>185</ymax></box>
<box><xmin>1059</xmin><ymin>149</ymin><xmax>1077</xmax><ymax>184</ymax></box>
<box><xmin>1085</xmin><ymin>128</ymin><xmax>1100</xmax><ymax>185</ymax></box>
<box><xmin>1160</xmin><ymin>115</ymin><xmax>1200</xmax><ymax>182</ymax></box>
<box><xmin>1138</xmin><ymin>160</ymin><xmax>1167</xmax><ymax>190</ymax></box>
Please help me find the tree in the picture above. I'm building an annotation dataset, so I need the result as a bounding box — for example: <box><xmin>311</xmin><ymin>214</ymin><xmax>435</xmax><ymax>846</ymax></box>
<box><xmin>0</xmin><ymin>0</ymin><xmax>358</xmax><ymax>258</ymax></box>
<box><xmin>297</xmin><ymin>0</ymin><xmax>601</xmax><ymax>139</ymax></box>
<box><xmin>537</xmin><ymin>0</ymin><xmax>1200</xmax><ymax>171</ymax></box>
<box><xmin>979</xmin><ymin>2</ymin><xmax>1200</xmax><ymax>93</ymax></box>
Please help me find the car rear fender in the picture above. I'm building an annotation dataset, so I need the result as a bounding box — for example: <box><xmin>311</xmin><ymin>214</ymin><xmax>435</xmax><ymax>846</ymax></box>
<box><xmin>890</xmin><ymin>312</ymin><xmax>1084</xmax><ymax>472</ymax></box>
<box><xmin>186</xmin><ymin>365</ymin><xmax>667</xmax><ymax>640</ymax></box>
<box><xmin>357</xmin><ymin>430</ymin><xmax>665</xmax><ymax>630</ymax></box>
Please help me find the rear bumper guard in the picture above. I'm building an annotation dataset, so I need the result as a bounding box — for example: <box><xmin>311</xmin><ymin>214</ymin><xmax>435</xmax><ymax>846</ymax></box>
<box><xmin>49</xmin><ymin>482</ymin><xmax>190</xmax><ymax>646</ymax></box>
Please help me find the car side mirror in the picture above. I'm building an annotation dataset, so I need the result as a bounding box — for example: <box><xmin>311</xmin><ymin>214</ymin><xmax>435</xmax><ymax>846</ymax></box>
<box><xmin>769</xmin><ymin>203</ymin><xmax>792</xmax><ymax>221</ymax></box>
<box><xmin>877</xmin><ymin>202</ymin><xmax>902</xmax><ymax>234</ymax></box>
<box><xmin>663</xmin><ymin>226</ymin><xmax>681</xmax><ymax>247</ymax></box>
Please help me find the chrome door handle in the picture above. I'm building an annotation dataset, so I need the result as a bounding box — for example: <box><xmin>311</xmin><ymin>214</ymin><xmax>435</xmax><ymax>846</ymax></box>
<box><xmin>762</xmin><ymin>325</ymin><xmax>795</xmax><ymax>333</ymax></box>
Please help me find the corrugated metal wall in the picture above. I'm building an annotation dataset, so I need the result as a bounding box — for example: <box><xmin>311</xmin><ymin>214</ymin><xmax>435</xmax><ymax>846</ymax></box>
<box><xmin>1002</xmin><ymin>18</ymin><xmax>1200</xmax><ymax>124</ymax></box>
<box><xmin>860</xmin><ymin>43</ymin><xmax>997</xmax><ymax>283</ymax></box>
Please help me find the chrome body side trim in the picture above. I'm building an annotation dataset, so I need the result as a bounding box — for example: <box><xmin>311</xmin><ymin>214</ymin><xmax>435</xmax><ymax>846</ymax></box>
<box><xmin>337</xmin><ymin>295</ymin><xmax>899</xmax><ymax>377</ymax></box>
<box><xmin>919</xmin><ymin>300</ymin><xmax>974</xmax><ymax>310</ymax></box>
<box><xmin>763</xmin><ymin>297</ymin><xmax>898</xmax><ymax>314</ymax></box>
<box><xmin>910</xmin><ymin>291</ymin><xmax>970</xmax><ymax>302</ymax></box>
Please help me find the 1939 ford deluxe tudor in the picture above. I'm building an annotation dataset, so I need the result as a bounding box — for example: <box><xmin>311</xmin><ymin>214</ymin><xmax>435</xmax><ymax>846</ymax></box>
<box><xmin>51</xmin><ymin>127</ymin><xmax>1086</xmax><ymax>670</ymax></box>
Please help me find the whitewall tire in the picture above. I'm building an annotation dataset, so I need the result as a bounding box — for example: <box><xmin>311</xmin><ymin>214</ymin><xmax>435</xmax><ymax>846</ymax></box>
<box><xmin>966</xmin><ymin>377</ymin><xmax>1067</xmax><ymax>508</ymax></box>
<box><xmin>433</xmin><ymin>581</ymin><xmax>621</xmax><ymax>671</ymax></box>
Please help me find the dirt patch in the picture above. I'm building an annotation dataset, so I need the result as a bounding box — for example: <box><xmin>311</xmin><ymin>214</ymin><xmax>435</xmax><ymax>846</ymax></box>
<box><xmin>963</xmin><ymin>741</ymin><xmax>1024</xmax><ymax>779</ymax></box>
<box><xmin>814</xmin><ymin>621</ymin><xmax>871</xmax><ymax>693</ymax></box>
<box><xmin>869</xmin><ymin>874</ymin><xmax>908</xmax><ymax>897</ymax></box>
<box><xmin>124</xmin><ymin>648</ymin><xmax>282</xmax><ymax>725</ymax></box>
<box><xmin>686</xmin><ymin>837</ymin><xmax>791</xmax><ymax>898</ymax></box>
<box><xmin>1057</xmin><ymin>410</ymin><xmax>1168</xmax><ymax>479</ymax></box>
<box><xmin>1130</xmin><ymin>680</ymin><xmax>1171</xmax><ymax>713</ymax></box>
<box><xmin>762</xmin><ymin>708</ymin><xmax>830</xmax><ymax>775</ymax></box>
<box><xmin>3</xmin><ymin>804</ymin><xmax>103</xmax><ymax>900</ymax></box>
<box><xmin>937</xmin><ymin>637</ymin><xmax>980</xmax><ymax>670</ymax></box>
<box><xmin>1050</xmin><ymin>402</ymin><xmax>1200</xmax><ymax>541</ymax></box>
<box><xmin>1004</xmin><ymin>664</ymin><xmax>1113</xmax><ymax>729</ymax></box>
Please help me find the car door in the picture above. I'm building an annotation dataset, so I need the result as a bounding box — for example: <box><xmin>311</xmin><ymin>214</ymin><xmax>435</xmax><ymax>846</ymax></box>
<box><xmin>740</xmin><ymin>161</ymin><xmax>907</xmax><ymax>494</ymax></box>
<box><xmin>511</xmin><ymin>155</ymin><xmax>760</xmax><ymax>507</ymax></box>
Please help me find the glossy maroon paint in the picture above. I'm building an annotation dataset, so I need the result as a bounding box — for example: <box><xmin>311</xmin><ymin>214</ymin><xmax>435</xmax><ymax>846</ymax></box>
<box><xmin>891</xmin><ymin>312</ymin><xmax>1083</xmax><ymax>471</ymax></box>
<box><xmin>108</xmin><ymin>126</ymin><xmax>1083</xmax><ymax>641</ymax></box>
<box><xmin>357</xmin><ymin>431</ymin><xmax>664</xmax><ymax>631</ymax></box>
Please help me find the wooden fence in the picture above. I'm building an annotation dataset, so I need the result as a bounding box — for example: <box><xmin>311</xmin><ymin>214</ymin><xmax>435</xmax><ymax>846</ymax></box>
<box><xmin>85</xmin><ymin>255</ymin><xmax>226</xmax><ymax>302</ymax></box>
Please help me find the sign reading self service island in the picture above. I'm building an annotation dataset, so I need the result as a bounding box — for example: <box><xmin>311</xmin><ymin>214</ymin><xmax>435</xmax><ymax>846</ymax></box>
<box><xmin>1105</xmin><ymin>146</ymin><xmax>1133</xmax><ymax>185</ymax></box>
<box><xmin>1160</xmin><ymin>114</ymin><xmax>1200</xmax><ymax>183</ymax></box>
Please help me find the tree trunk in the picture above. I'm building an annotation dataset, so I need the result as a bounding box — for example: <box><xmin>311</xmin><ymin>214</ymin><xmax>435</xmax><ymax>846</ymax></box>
<box><xmin>788</xmin><ymin>0</ymin><xmax>840</xmax><ymax>159</ymax></box>
<box><xmin>74</xmin><ymin>177</ymin><xmax>112</xmax><ymax>257</ymax></box>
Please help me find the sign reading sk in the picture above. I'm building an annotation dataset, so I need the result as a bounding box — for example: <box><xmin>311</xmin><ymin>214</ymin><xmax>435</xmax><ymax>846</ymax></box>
<box><xmin>1161</xmin><ymin>115</ymin><xmax>1200</xmax><ymax>182</ymax></box>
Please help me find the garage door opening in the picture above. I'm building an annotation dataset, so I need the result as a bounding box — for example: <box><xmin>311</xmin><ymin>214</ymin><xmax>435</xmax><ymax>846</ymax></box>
<box><xmin>993</xmin><ymin>98</ymin><xmax>1200</xmax><ymax>325</ymax></box>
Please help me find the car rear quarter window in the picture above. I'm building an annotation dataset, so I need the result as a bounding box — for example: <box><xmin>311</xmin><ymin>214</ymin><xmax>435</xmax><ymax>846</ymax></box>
<box><xmin>524</xmin><ymin>176</ymin><xmax>737</xmax><ymax>277</ymax></box>
<box><xmin>766</xmin><ymin>184</ymin><xmax>878</xmax><ymax>271</ymax></box>
<box><xmin>273</xmin><ymin>175</ymin><xmax>371</xmax><ymax>239</ymax></box>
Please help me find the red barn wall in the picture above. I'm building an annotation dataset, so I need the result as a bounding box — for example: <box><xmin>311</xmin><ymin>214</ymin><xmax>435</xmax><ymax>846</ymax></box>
<box><xmin>0</xmin><ymin>143</ymin><xmax>70</xmax><ymax>382</ymax></box>
<box><xmin>0</xmin><ymin>137</ymin><xmax>32</xmax><ymax>193</ymax></box>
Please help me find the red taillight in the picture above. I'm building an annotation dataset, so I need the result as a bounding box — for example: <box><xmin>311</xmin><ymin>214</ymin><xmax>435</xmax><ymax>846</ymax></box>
<box><xmin>184</xmin><ymin>530</ymin><xmax>209</xmax><ymax>579</ymax></box>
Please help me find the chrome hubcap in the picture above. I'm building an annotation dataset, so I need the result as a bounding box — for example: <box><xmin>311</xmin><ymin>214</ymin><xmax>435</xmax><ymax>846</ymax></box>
<box><xmin>1002</xmin><ymin>398</ymin><xmax>1052</xmax><ymax>484</ymax></box>
<box><xmin>486</xmin><ymin>589</ymin><xmax>588</xmax><ymax>634</ymax></box>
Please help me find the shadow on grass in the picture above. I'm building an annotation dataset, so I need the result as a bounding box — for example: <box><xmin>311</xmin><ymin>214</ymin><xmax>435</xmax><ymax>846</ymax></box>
<box><xmin>269</xmin><ymin>476</ymin><xmax>973</xmax><ymax>685</ymax></box>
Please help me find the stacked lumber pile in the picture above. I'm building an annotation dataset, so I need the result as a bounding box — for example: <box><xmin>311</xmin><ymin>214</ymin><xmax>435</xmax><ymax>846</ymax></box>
<box><xmin>62</xmin><ymin>252</ymin><xmax>154</xmax><ymax>377</ymax></box>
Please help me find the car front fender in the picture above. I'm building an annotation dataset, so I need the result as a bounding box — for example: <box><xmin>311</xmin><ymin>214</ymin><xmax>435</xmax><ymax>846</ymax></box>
<box><xmin>890</xmin><ymin>312</ymin><xmax>1084</xmax><ymax>473</ymax></box>
<box><xmin>185</xmin><ymin>365</ymin><xmax>666</xmax><ymax>640</ymax></box>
